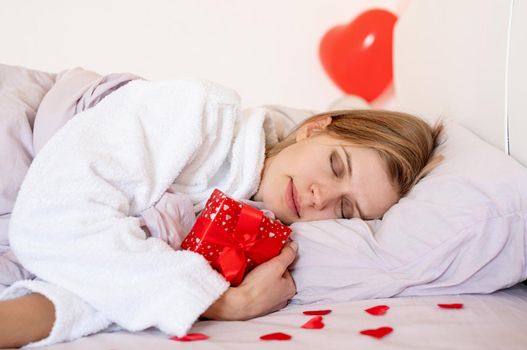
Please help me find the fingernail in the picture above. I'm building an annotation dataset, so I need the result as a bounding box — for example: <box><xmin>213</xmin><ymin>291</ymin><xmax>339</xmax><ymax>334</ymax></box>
<box><xmin>289</xmin><ymin>241</ymin><xmax>298</xmax><ymax>251</ymax></box>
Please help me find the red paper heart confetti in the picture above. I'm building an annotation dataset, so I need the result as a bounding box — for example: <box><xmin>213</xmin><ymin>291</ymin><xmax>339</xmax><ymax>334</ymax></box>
<box><xmin>437</xmin><ymin>303</ymin><xmax>464</xmax><ymax>309</ymax></box>
<box><xmin>365</xmin><ymin>305</ymin><xmax>389</xmax><ymax>316</ymax></box>
<box><xmin>301</xmin><ymin>316</ymin><xmax>325</xmax><ymax>329</ymax></box>
<box><xmin>303</xmin><ymin>309</ymin><xmax>332</xmax><ymax>316</ymax></box>
<box><xmin>170</xmin><ymin>333</ymin><xmax>209</xmax><ymax>342</ymax></box>
<box><xmin>360</xmin><ymin>326</ymin><xmax>393</xmax><ymax>339</ymax></box>
<box><xmin>260</xmin><ymin>332</ymin><xmax>292</xmax><ymax>341</ymax></box>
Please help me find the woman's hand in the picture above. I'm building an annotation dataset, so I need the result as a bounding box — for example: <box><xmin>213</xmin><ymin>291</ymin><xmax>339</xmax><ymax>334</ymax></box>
<box><xmin>202</xmin><ymin>241</ymin><xmax>298</xmax><ymax>321</ymax></box>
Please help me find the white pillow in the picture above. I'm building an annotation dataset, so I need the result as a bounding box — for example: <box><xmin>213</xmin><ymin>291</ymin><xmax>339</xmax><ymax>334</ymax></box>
<box><xmin>290</xmin><ymin>123</ymin><xmax>527</xmax><ymax>305</ymax></box>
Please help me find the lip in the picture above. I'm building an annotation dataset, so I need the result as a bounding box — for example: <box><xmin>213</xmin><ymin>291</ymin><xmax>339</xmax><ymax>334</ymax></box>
<box><xmin>286</xmin><ymin>178</ymin><xmax>300</xmax><ymax>218</ymax></box>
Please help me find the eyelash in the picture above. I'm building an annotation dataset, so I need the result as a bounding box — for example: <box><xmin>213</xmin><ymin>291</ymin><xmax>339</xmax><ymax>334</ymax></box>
<box><xmin>330</xmin><ymin>153</ymin><xmax>338</xmax><ymax>176</ymax></box>
<box><xmin>330</xmin><ymin>153</ymin><xmax>345</xmax><ymax>218</ymax></box>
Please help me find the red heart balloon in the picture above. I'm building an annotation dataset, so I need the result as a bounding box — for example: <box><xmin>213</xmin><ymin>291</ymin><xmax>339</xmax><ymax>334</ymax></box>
<box><xmin>260</xmin><ymin>332</ymin><xmax>292</xmax><ymax>341</ymax></box>
<box><xmin>301</xmin><ymin>316</ymin><xmax>325</xmax><ymax>329</ymax></box>
<box><xmin>319</xmin><ymin>9</ymin><xmax>397</xmax><ymax>102</ymax></box>
<box><xmin>360</xmin><ymin>326</ymin><xmax>393</xmax><ymax>339</ymax></box>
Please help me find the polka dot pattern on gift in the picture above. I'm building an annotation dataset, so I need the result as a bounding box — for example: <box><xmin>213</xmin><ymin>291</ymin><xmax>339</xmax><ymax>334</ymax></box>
<box><xmin>181</xmin><ymin>189</ymin><xmax>292</xmax><ymax>276</ymax></box>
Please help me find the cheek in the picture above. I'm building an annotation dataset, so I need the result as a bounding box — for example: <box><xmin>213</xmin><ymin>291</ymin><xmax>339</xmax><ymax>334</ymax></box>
<box><xmin>296</xmin><ymin>159</ymin><xmax>318</xmax><ymax>173</ymax></box>
<box><xmin>374</xmin><ymin>187</ymin><xmax>400</xmax><ymax>217</ymax></box>
<box><xmin>286</xmin><ymin>149</ymin><xmax>323</xmax><ymax>174</ymax></box>
<box><xmin>386</xmin><ymin>193</ymin><xmax>401</xmax><ymax>210</ymax></box>
<box><xmin>261</xmin><ymin>165</ymin><xmax>285</xmax><ymax>204</ymax></box>
<box><xmin>298</xmin><ymin>208</ymin><xmax>336</xmax><ymax>222</ymax></box>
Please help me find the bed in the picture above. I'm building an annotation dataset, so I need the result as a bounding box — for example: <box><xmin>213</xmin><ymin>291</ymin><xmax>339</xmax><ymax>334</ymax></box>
<box><xmin>29</xmin><ymin>284</ymin><xmax>527</xmax><ymax>350</ymax></box>
<box><xmin>2</xmin><ymin>0</ymin><xmax>527</xmax><ymax>349</ymax></box>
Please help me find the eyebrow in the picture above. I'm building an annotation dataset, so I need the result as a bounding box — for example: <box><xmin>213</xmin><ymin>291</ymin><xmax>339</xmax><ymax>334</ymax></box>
<box><xmin>340</xmin><ymin>145</ymin><xmax>365</xmax><ymax>219</ymax></box>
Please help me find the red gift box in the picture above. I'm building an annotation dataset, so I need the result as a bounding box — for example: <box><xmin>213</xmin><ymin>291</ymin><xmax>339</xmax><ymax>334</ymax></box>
<box><xmin>181</xmin><ymin>189</ymin><xmax>292</xmax><ymax>286</ymax></box>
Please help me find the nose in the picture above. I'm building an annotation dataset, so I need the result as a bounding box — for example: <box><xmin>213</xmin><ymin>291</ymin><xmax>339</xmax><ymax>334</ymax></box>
<box><xmin>310</xmin><ymin>183</ymin><xmax>339</xmax><ymax>211</ymax></box>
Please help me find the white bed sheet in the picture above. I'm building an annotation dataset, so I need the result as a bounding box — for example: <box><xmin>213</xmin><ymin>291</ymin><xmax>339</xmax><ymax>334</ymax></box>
<box><xmin>34</xmin><ymin>283</ymin><xmax>527</xmax><ymax>350</ymax></box>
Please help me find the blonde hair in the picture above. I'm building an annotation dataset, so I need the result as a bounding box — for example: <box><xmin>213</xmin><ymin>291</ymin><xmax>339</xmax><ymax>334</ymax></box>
<box><xmin>266</xmin><ymin>109</ymin><xmax>444</xmax><ymax>196</ymax></box>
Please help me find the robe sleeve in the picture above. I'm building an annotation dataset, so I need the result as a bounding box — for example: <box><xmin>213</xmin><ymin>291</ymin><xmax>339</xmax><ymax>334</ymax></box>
<box><xmin>8</xmin><ymin>80</ymin><xmax>236</xmax><ymax>343</ymax></box>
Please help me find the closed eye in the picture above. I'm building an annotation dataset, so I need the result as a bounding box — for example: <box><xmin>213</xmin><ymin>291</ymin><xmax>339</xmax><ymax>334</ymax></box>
<box><xmin>342</xmin><ymin>198</ymin><xmax>352</xmax><ymax>219</ymax></box>
<box><xmin>330</xmin><ymin>152</ymin><xmax>344</xmax><ymax>177</ymax></box>
<box><xmin>339</xmin><ymin>198</ymin><xmax>354</xmax><ymax>220</ymax></box>
<box><xmin>330</xmin><ymin>152</ymin><xmax>347</xmax><ymax>218</ymax></box>
<box><xmin>330</xmin><ymin>153</ymin><xmax>338</xmax><ymax>176</ymax></box>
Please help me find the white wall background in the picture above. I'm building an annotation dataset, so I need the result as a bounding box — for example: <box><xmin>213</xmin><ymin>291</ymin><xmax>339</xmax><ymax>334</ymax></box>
<box><xmin>393</xmin><ymin>0</ymin><xmax>527</xmax><ymax>166</ymax></box>
<box><xmin>0</xmin><ymin>0</ymin><xmax>406</xmax><ymax>110</ymax></box>
<box><xmin>394</xmin><ymin>0</ymin><xmax>512</xmax><ymax>151</ymax></box>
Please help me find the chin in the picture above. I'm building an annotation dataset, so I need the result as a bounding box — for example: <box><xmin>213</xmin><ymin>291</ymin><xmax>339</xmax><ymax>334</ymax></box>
<box><xmin>264</xmin><ymin>200</ymin><xmax>293</xmax><ymax>225</ymax></box>
<box><xmin>270</xmin><ymin>210</ymin><xmax>288</xmax><ymax>225</ymax></box>
<box><xmin>277</xmin><ymin>213</ymin><xmax>294</xmax><ymax>225</ymax></box>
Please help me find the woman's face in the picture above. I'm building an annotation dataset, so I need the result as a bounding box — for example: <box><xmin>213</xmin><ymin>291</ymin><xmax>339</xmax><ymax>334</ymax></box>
<box><xmin>252</xmin><ymin>119</ymin><xmax>400</xmax><ymax>225</ymax></box>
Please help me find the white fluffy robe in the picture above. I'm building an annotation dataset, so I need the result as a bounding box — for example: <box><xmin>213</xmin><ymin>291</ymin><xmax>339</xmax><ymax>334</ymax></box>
<box><xmin>4</xmin><ymin>80</ymin><xmax>280</xmax><ymax>346</ymax></box>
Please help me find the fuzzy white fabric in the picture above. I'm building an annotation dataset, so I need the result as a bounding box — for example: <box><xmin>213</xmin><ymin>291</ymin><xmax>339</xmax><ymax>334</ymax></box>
<box><xmin>2</xmin><ymin>79</ymin><xmax>282</xmax><ymax>346</ymax></box>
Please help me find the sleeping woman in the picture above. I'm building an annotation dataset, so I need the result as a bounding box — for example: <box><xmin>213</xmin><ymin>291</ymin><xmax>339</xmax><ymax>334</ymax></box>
<box><xmin>0</xmin><ymin>77</ymin><xmax>443</xmax><ymax>348</ymax></box>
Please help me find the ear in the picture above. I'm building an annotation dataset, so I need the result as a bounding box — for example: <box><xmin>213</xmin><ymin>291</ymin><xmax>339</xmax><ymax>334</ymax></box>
<box><xmin>295</xmin><ymin>116</ymin><xmax>332</xmax><ymax>142</ymax></box>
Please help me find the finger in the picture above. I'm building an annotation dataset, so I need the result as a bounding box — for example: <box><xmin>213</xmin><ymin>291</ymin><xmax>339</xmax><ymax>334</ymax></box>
<box><xmin>270</xmin><ymin>300</ymin><xmax>289</xmax><ymax>315</ymax></box>
<box><xmin>273</xmin><ymin>241</ymin><xmax>298</xmax><ymax>269</ymax></box>
<box><xmin>282</xmin><ymin>270</ymin><xmax>297</xmax><ymax>296</ymax></box>
<box><xmin>277</xmin><ymin>300</ymin><xmax>289</xmax><ymax>311</ymax></box>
